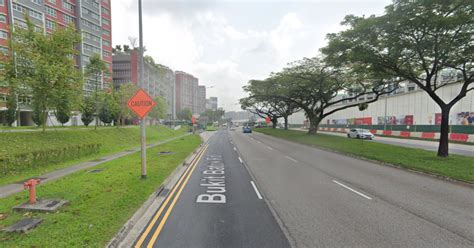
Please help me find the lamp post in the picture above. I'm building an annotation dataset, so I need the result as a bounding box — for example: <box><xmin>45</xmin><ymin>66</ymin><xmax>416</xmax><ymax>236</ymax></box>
<box><xmin>138</xmin><ymin>0</ymin><xmax>146</xmax><ymax>179</ymax></box>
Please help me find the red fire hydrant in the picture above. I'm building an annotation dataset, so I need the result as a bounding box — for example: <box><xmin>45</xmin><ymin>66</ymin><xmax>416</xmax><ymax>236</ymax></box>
<box><xmin>24</xmin><ymin>179</ymin><xmax>41</xmax><ymax>204</ymax></box>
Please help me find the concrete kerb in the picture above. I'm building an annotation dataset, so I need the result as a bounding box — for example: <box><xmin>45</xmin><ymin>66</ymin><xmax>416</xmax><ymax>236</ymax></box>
<box><xmin>255</xmin><ymin>132</ymin><xmax>474</xmax><ymax>189</ymax></box>
<box><xmin>106</xmin><ymin>135</ymin><xmax>207</xmax><ymax>248</ymax></box>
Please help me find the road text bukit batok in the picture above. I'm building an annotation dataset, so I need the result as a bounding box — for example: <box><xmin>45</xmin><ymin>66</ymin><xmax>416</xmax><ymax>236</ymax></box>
<box><xmin>197</xmin><ymin>155</ymin><xmax>226</xmax><ymax>204</ymax></box>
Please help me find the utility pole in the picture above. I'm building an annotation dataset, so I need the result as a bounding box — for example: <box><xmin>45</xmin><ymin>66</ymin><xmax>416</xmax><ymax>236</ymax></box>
<box><xmin>139</xmin><ymin>0</ymin><xmax>147</xmax><ymax>179</ymax></box>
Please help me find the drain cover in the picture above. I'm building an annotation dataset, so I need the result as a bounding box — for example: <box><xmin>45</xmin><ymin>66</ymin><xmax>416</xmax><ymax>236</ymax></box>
<box><xmin>88</xmin><ymin>169</ymin><xmax>104</xmax><ymax>173</ymax></box>
<box><xmin>3</xmin><ymin>218</ymin><xmax>43</xmax><ymax>233</ymax></box>
<box><xmin>158</xmin><ymin>151</ymin><xmax>175</xmax><ymax>155</ymax></box>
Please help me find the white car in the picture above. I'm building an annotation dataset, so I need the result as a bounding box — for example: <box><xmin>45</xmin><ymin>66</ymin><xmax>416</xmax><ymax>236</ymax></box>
<box><xmin>347</xmin><ymin>128</ymin><xmax>374</xmax><ymax>140</ymax></box>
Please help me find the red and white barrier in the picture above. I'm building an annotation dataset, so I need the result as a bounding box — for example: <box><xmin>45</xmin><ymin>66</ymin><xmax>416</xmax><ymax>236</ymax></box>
<box><xmin>317</xmin><ymin>127</ymin><xmax>474</xmax><ymax>143</ymax></box>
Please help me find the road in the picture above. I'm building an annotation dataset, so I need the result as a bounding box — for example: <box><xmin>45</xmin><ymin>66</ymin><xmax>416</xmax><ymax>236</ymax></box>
<box><xmin>134</xmin><ymin>131</ymin><xmax>290</xmax><ymax>248</ymax></box>
<box><xmin>133</xmin><ymin>130</ymin><xmax>474</xmax><ymax>247</ymax></box>
<box><xmin>231</xmin><ymin>130</ymin><xmax>474</xmax><ymax>247</ymax></box>
<box><xmin>293</xmin><ymin>129</ymin><xmax>473</xmax><ymax>157</ymax></box>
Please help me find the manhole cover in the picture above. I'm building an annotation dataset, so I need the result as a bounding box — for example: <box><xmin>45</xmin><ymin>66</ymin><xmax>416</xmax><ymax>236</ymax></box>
<box><xmin>16</xmin><ymin>177</ymin><xmax>47</xmax><ymax>185</ymax></box>
<box><xmin>158</xmin><ymin>151</ymin><xmax>175</xmax><ymax>155</ymax></box>
<box><xmin>88</xmin><ymin>169</ymin><xmax>104</xmax><ymax>173</ymax></box>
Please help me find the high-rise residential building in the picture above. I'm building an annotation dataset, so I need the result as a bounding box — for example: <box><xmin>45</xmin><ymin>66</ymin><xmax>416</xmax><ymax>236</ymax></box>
<box><xmin>112</xmin><ymin>49</ymin><xmax>175</xmax><ymax>117</ymax></box>
<box><xmin>197</xmin><ymin>85</ymin><xmax>206</xmax><ymax>115</ymax></box>
<box><xmin>175</xmin><ymin>71</ymin><xmax>199</xmax><ymax>114</ymax></box>
<box><xmin>206</xmin><ymin>97</ymin><xmax>218</xmax><ymax>111</ymax></box>
<box><xmin>0</xmin><ymin>0</ymin><xmax>112</xmax><ymax>126</ymax></box>
<box><xmin>0</xmin><ymin>0</ymin><xmax>113</xmax><ymax>94</ymax></box>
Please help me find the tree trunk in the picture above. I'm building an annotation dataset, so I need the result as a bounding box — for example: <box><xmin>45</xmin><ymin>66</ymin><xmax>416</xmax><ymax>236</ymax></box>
<box><xmin>42</xmin><ymin>108</ymin><xmax>47</xmax><ymax>133</ymax></box>
<box><xmin>307</xmin><ymin>115</ymin><xmax>321</xmax><ymax>135</ymax></box>
<box><xmin>437</xmin><ymin>106</ymin><xmax>451</xmax><ymax>157</ymax></box>
<box><xmin>271</xmin><ymin>118</ymin><xmax>277</xmax><ymax>129</ymax></box>
<box><xmin>284</xmin><ymin>116</ymin><xmax>288</xmax><ymax>130</ymax></box>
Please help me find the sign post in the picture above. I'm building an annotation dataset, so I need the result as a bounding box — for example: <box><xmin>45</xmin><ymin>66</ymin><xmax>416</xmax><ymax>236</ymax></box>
<box><xmin>192</xmin><ymin>116</ymin><xmax>196</xmax><ymax>134</ymax></box>
<box><xmin>128</xmin><ymin>89</ymin><xmax>157</xmax><ymax>179</ymax></box>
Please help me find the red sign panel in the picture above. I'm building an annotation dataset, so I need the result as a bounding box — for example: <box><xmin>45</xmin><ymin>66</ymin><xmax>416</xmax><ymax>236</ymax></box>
<box><xmin>265</xmin><ymin>117</ymin><xmax>271</xmax><ymax>124</ymax></box>
<box><xmin>435</xmin><ymin>113</ymin><xmax>442</xmax><ymax>125</ymax></box>
<box><xmin>192</xmin><ymin>116</ymin><xmax>196</xmax><ymax>124</ymax></box>
<box><xmin>127</xmin><ymin>89</ymin><xmax>157</xmax><ymax>119</ymax></box>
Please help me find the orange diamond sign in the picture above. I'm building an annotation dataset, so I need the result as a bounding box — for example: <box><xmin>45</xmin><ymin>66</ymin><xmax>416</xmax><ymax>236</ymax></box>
<box><xmin>127</xmin><ymin>89</ymin><xmax>157</xmax><ymax>119</ymax></box>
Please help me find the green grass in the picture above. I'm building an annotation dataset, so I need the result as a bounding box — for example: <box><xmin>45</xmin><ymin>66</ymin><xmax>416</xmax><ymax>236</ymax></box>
<box><xmin>0</xmin><ymin>134</ymin><xmax>201</xmax><ymax>247</ymax></box>
<box><xmin>0</xmin><ymin>125</ymin><xmax>187</xmax><ymax>186</ymax></box>
<box><xmin>256</xmin><ymin>128</ymin><xmax>474</xmax><ymax>183</ymax></box>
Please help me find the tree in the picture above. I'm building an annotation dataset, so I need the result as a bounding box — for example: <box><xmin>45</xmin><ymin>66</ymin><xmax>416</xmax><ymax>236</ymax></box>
<box><xmin>7</xmin><ymin>18</ymin><xmax>82</xmax><ymax>132</ymax></box>
<box><xmin>5</xmin><ymin>94</ymin><xmax>17</xmax><ymax>127</ymax></box>
<box><xmin>149</xmin><ymin>96</ymin><xmax>168</xmax><ymax>122</ymax></box>
<box><xmin>85</xmin><ymin>53</ymin><xmax>109</xmax><ymax>130</ymax></box>
<box><xmin>199</xmin><ymin>108</ymin><xmax>225</xmax><ymax>125</ymax></box>
<box><xmin>55</xmin><ymin>101</ymin><xmax>71</xmax><ymax>126</ymax></box>
<box><xmin>241</xmin><ymin>79</ymin><xmax>299</xmax><ymax>130</ymax></box>
<box><xmin>268</xmin><ymin>57</ymin><xmax>396</xmax><ymax>134</ymax></box>
<box><xmin>81</xmin><ymin>96</ymin><xmax>95</xmax><ymax>127</ymax></box>
<box><xmin>115</xmin><ymin>82</ymin><xmax>138</xmax><ymax>126</ymax></box>
<box><xmin>322</xmin><ymin>0</ymin><xmax>474</xmax><ymax>157</ymax></box>
<box><xmin>177</xmin><ymin>108</ymin><xmax>192</xmax><ymax>121</ymax></box>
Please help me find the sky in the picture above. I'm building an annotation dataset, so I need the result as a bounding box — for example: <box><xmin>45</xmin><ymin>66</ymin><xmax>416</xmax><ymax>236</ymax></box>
<box><xmin>112</xmin><ymin>0</ymin><xmax>392</xmax><ymax>111</ymax></box>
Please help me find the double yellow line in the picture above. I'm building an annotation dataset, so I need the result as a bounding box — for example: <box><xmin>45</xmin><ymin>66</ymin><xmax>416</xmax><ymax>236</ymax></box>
<box><xmin>134</xmin><ymin>144</ymin><xmax>209</xmax><ymax>248</ymax></box>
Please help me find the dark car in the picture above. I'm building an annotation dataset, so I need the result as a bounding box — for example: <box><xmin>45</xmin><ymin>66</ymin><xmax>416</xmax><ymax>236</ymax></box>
<box><xmin>243</xmin><ymin>126</ymin><xmax>252</xmax><ymax>133</ymax></box>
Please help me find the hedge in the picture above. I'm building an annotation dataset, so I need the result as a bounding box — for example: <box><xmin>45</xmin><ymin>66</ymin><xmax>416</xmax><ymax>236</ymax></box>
<box><xmin>0</xmin><ymin>143</ymin><xmax>101</xmax><ymax>176</ymax></box>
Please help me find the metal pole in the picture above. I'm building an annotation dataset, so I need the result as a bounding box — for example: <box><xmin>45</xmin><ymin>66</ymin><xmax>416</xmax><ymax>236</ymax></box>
<box><xmin>383</xmin><ymin>95</ymin><xmax>388</xmax><ymax>131</ymax></box>
<box><xmin>139</xmin><ymin>0</ymin><xmax>147</xmax><ymax>179</ymax></box>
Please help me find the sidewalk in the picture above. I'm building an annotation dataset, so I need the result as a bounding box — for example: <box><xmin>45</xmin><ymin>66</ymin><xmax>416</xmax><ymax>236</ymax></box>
<box><xmin>0</xmin><ymin>133</ymin><xmax>191</xmax><ymax>199</ymax></box>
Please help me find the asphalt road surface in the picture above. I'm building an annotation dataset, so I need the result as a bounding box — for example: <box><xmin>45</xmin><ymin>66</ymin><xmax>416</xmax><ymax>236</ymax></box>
<box><xmin>312</xmin><ymin>130</ymin><xmax>473</xmax><ymax>157</ymax></box>
<box><xmin>134</xmin><ymin>131</ymin><xmax>290</xmax><ymax>248</ymax></box>
<box><xmin>231</xmin><ymin>130</ymin><xmax>474</xmax><ymax>247</ymax></box>
<box><xmin>134</xmin><ymin>129</ymin><xmax>473</xmax><ymax>247</ymax></box>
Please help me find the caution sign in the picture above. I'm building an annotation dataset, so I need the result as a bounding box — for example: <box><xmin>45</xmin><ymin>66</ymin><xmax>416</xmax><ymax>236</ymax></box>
<box><xmin>127</xmin><ymin>89</ymin><xmax>157</xmax><ymax>119</ymax></box>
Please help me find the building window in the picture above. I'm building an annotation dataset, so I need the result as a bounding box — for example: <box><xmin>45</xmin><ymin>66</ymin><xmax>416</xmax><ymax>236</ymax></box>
<box><xmin>31</xmin><ymin>0</ymin><xmax>43</xmax><ymax>5</ymax></box>
<box><xmin>46</xmin><ymin>6</ymin><xmax>57</xmax><ymax>17</ymax></box>
<box><xmin>64</xmin><ymin>14</ymin><xmax>75</xmax><ymax>24</ymax></box>
<box><xmin>0</xmin><ymin>30</ymin><xmax>8</xmax><ymax>39</ymax></box>
<box><xmin>0</xmin><ymin>14</ymin><xmax>6</xmax><ymax>23</ymax></box>
<box><xmin>12</xmin><ymin>3</ymin><xmax>26</xmax><ymax>13</ymax></box>
<box><xmin>29</xmin><ymin>9</ymin><xmax>43</xmax><ymax>20</ymax></box>
<box><xmin>102</xmin><ymin>17</ymin><xmax>109</xmax><ymax>26</ymax></box>
<box><xmin>46</xmin><ymin>19</ymin><xmax>56</xmax><ymax>30</ymax></box>
<box><xmin>0</xmin><ymin>46</ymin><xmax>8</xmax><ymax>54</ymax></box>
<box><xmin>62</xmin><ymin>1</ymin><xmax>73</xmax><ymax>11</ymax></box>
<box><xmin>101</xmin><ymin>7</ymin><xmax>109</xmax><ymax>15</ymax></box>
<box><xmin>0</xmin><ymin>0</ymin><xmax>4</xmax><ymax>6</ymax></box>
<box><xmin>48</xmin><ymin>0</ymin><xmax>56</xmax><ymax>4</ymax></box>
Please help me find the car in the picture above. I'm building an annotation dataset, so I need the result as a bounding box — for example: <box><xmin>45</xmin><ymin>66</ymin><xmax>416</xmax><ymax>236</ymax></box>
<box><xmin>242</xmin><ymin>126</ymin><xmax>252</xmax><ymax>133</ymax></box>
<box><xmin>347</xmin><ymin>128</ymin><xmax>374</xmax><ymax>140</ymax></box>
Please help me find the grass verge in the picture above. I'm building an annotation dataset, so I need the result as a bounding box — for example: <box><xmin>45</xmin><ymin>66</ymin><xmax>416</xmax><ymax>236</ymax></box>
<box><xmin>0</xmin><ymin>134</ymin><xmax>201</xmax><ymax>246</ymax></box>
<box><xmin>256</xmin><ymin>128</ymin><xmax>474</xmax><ymax>183</ymax></box>
<box><xmin>0</xmin><ymin>125</ymin><xmax>187</xmax><ymax>186</ymax></box>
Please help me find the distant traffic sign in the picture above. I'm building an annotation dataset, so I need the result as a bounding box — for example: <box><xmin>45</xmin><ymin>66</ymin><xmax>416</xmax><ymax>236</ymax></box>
<box><xmin>127</xmin><ymin>89</ymin><xmax>157</xmax><ymax>119</ymax></box>
<box><xmin>192</xmin><ymin>116</ymin><xmax>197</xmax><ymax>124</ymax></box>
<box><xmin>265</xmin><ymin>117</ymin><xmax>271</xmax><ymax>124</ymax></box>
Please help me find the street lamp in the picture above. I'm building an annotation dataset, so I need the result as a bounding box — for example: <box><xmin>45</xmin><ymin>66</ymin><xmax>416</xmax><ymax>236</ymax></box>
<box><xmin>138</xmin><ymin>0</ymin><xmax>147</xmax><ymax>179</ymax></box>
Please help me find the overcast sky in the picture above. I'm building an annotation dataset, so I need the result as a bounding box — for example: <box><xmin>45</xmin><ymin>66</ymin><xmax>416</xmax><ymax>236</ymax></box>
<box><xmin>112</xmin><ymin>0</ymin><xmax>391</xmax><ymax>111</ymax></box>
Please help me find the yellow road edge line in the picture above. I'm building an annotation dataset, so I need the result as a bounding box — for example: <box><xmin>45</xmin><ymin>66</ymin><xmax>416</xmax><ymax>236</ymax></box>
<box><xmin>134</xmin><ymin>144</ymin><xmax>209</xmax><ymax>248</ymax></box>
<box><xmin>146</xmin><ymin>144</ymin><xmax>209</xmax><ymax>247</ymax></box>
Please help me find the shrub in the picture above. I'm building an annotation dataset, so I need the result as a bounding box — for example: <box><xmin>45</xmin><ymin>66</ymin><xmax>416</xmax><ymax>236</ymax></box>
<box><xmin>0</xmin><ymin>143</ymin><xmax>101</xmax><ymax>176</ymax></box>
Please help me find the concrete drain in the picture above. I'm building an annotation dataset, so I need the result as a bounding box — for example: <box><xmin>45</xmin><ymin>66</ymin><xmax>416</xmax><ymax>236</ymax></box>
<box><xmin>13</xmin><ymin>199</ymin><xmax>69</xmax><ymax>213</ymax></box>
<box><xmin>2</xmin><ymin>218</ymin><xmax>43</xmax><ymax>233</ymax></box>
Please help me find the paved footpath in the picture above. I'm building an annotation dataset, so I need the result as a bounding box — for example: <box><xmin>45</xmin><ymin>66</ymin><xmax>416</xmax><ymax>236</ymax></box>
<box><xmin>0</xmin><ymin>133</ymin><xmax>190</xmax><ymax>199</ymax></box>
